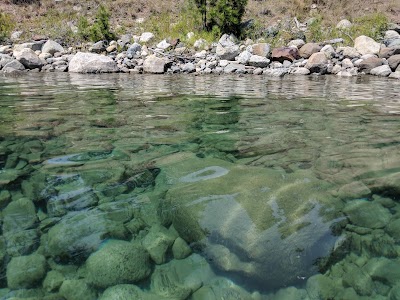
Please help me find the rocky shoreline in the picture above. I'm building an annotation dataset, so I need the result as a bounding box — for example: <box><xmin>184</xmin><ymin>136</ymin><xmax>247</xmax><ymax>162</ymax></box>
<box><xmin>1</xmin><ymin>30</ymin><xmax>400</xmax><ymax>79</ymax></box>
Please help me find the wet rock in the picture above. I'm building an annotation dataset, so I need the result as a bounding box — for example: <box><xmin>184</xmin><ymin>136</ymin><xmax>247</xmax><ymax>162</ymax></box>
<box><xmin>14</xmin><ymin>48</ymin><xmax>43</xmax><ymax>69</ymax></box>
<box><xmin>379</xmin><ymin>47</ymin><xmax>400</xmax><ymax>59</ymax></box>
<box><xmin>271</xmin><ymin>47</ymin><xmax>300</xmax><ymax>62</ymax></box>
<box><xmin>305</xmin><ymin>52</ymin><xmax>328</xmax><ymax>74</ymax></box>
<box><xmin>299</xmin><ymin>43</ymin><xmax>322</xmax><ymax>59</ymax></box>
<box><xmin>3</xmin><ymin>59</ymin><xmax>25</xmax><ymax>71</ymax></box>
<box><xmin>42</xmin><ymin>40</ymin><xmax>64</xmax><ymax>55</ymax></box>
<box><xmin>69</xmin><ymin>52</ymin><xmax>118</xmax><ymax>73</ymax></box>
<box><xmin>172</xmin><ymin>237</ymin><xmax>192</xmax><ymax>259</ymax></box>
<box><xmin>150</xmin><ymin>254</ymin><xmax>214</xmax><ymax>299</ymax></box>
<box><xmin>46</xmin><ymin>209</ymin><xmax>124</xmax><ymax>259</ymax></box>
<box><xmin>143</xmin><ymin>224</ymin><xmax>176</xmax><ymax>264</ymax></box>
<box><xmin>355</xmin><ymin>35</ymin><xmax>382</xmax><ymax>56</ymax></box>
<box><xmin>182</xmin><ymin>62</ymin><xmax>195</xmax><ymax>73</ymax></box>
<box><xmin>289</xmin><ymin>67</ymin><xmax>310</xmax><ymax>75</ymax></box>
<box><xmin>306</xmin><ymin>274</ymin><xmax>339</xmax><ymax>300</ymax></box>
<box><xmin>143</xmin><ymin>55</ymin><xmax>168</xmax><ymax>74</ymax></box>
<box><xmin>251</xmin><ymin>43</ymin><xmax>271</xmax><ymax>57</ymax></box>
<box><xmin>337</xmin><ymin>181</ymin><xmax>371</xmax><ymax>200</ymax></box>
<box><xmin>161</xmin><ymin>156</ymin><xmax>342</xmax><ymax>289</ymax></box>
<box><xmin>0</xmin><ymin>54</ymin><xmax>13</xmax><ymax>68</ymax></box>
<box><xmin>2</xmin><ymin>198</ymin><xmax>37</xmax><ymax>233</ymax></box>
<box><xmin>43</xmin><ymin>270</ymin><xmax>64</xmax><ymax>292</ymax></box>
<box><xmin>248</xmin><ymin>55</ymin><xmax>270</xmax><ymax>68</ymax></box>
<box><xmin>6</xmin><ymin>253</ymin><xmax>47</xmax><ymax>289</ymax></box>
<box><xmin>224</xmin><ymin>63</ymin><xmax>246</xmax><ymax>73</ymax></box>
<box><xmin>85</xmin><ymin>240</ymin><xmax>151</xmax><ymax>288</ymax></box>
<box><xmin>343</xmin><ymin>199</ymin><xmax>391</xmax><ymax>229</ymax></box>
<box><xmin>263</xmin><ymin>68</ymin><xmax>288</xmax><ymax>76</ymax></box>
<box><xmin>358</xmin><ymin>57</ymin><xmax>383</xmax><ymax>73</ymax></box>
<box><xmin>370</xmin><ymin>65</ymin><xmax>392</xmax><ymax>76</ymax></box>
<box><xmin>139</xmin><ymin>32</ymin><xmax>155</xmax><ymax>43</ymax></box>
<box><xmin>59</xmin><ymin>279</ymin><xmax>97</xmax><ymax>300</ymax></box>
<box><xmin>388</xmin><ymin>54</ymin><xmax>400</xmax><ymax>70</ymax></box>
<box><xmin>192</xmin><ymin>277</ymin><xmax>258</xmax><ymax>300</ymax></box>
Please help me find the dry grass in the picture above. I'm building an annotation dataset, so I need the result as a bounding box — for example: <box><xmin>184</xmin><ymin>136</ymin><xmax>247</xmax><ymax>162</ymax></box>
<box><xmin>0</xmin><ymin>0</ymin><xmax>399</xmax><ymax>42</ymax></box>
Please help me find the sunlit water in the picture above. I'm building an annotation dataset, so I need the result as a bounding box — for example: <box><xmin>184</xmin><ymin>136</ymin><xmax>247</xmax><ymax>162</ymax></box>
<box><xmin>0</xmin><ymin>73</ymin><xmax>399</xmax><ymax>299</ymax></box>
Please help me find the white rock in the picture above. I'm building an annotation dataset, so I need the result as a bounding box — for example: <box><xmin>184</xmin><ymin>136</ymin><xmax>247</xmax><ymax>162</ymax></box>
<box><xmin>219</xmin><ymin>60</ymin><xmax>229</xmax><ymax>67</ymax></box>
<box><xmin>354</xmin><ymin>35</ymin><xmax>383</xmax><ymax>56</ymax></box>
<box><xmin>370</xmin><ymin>65</ymin><xmax>392</xmax><ymax>76</ymax></box>
<box><xmin>42</xmin><ymin>40</ymin><xmax>64</xmax><ymax>55</ymax></box>
<box><xmin>337</xmin><ymin>46</ymin><xmax>360</xmax><ymax>59</ymax></box>
<box><xmin>248</xmin><ymin>55</ymin><xmax>270</xmax><ymax>68</ymax></box>
<box><xmin>139</xmin><ymin>32</ymin><xmax>155</xmax><ymax>43</ymax></box>
<box><xmin>385</xmin><ymin>30</ymin><xmax>400</xmax><ymax>40</ymax></box>
<box><xmin>341</xmin><ymin>58</ymin><xmax>354</xmax><ymax>69</ymax></box>
<box><xmin>287</xmin><ymin>39</ymin><xmax>305</xmax><ymax>49</ymax></box>
<box><xmin>337</xmin><ymin>70</ymin><xmax>353</xmax><ymax>77</ymax></box>
<box><xmin>193</xmin><ymin>39</ymin><xmax>207</xmax><ymax>50</ymax></box>
<box><xmin>156</xmin><ymin>39</ymin><xmax>171</xmax><ymax>50</ymax></box>
<box><xmin>336</xmin><ymin>19</ymin><xmax>352</xmax><ymax>30</ymax></box>
<box><xmin>289</xmin><ymin>67</ymin><xmax>310</xmax><ymax>75</ymax></box>
<box><xmin>236</xmin><ymin>50</ymin><xmax>252</xmax><ymax>64</ymax></box>
<box><xmin>194</xmin><ymin>50</ymin><xmax>207</xmax><ymax>59</ymax></box>
<box><xmin>218</xmin><ymin>34</ymin><xmax>237</xmax><ymax>47</ymax></box>
<box><xmin>143</xmin><ymin>55</ymin><xmax>168</xmax><ymax>74</ymax></box>
<box><xmin>216</xmin><ymin>44</ymin><xmax>240</xmax><ymax>61</ymax></box>
<box><xmin>389</xmin><ymin>72</ymin><xmax>400</xmax><ymax>79</ymax></box>
<box><xmin>68</xmin><ymin>52</ymin><xmax>118</xmax><ymax>73</ymax></box>
<box><xmin>331</xmin><ymin>64</ymin><xmax>342</xmax><ymax>74</ymax></box>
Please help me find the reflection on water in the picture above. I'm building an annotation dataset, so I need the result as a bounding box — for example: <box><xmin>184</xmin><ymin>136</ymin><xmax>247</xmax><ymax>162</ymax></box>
<box><xmin>0</xmin><ymin>73</ymin><xmax>399</xmax><ymax>299</ymax></box>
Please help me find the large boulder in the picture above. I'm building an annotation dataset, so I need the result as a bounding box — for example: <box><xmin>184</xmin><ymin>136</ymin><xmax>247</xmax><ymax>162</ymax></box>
<box><xmin>388</xmin><ymin>54</ymin><xmax>400</xmax><ymax>70</ymax></box>
<box><xmin>299</xmin><ymin>43</ymin><xmax>322</xmax><ymax>58</ymax></box>
<box><xmin>85</xmin><ymin>239</ymin><xmax>151</xmax><ymax>288</ymax></box>
<box><xmin>3</xmin><ymin>59</ymin><xmax>25</xmax><ymax>72</ymax></box>
<box><xmin>59</xmin><ymin>279</ymin><xmax>97</xmax><ymax>300</ymax></box>
<box><xmin>354</xmin><ymin>35</ymin><xmax>382</xmax><ymax>55</ymax></box>
<box><xmin>271</xmin><ymin>47</ymin><xmax>300</xmax><ymax>62</ymax></box>
<box><xmin>0</xmin><ymin>54</ymin><xmax>13</xmax><ymax>69</ymax></box>
<box><xmin>159</xmin><ymin>155</ymin><xmax>343</xmax><ymax>290</ymax></box>
<box><xmin>68</xmin><ymin>52</ymin><xmax>118</xmax><ymax>73</ymax></box>
<box><xmin>370</xmin><ymin>65</ymin><xmax>392</xmax><ymax>76</ymax></box>
<box><xmin>2</xmin><ymin>198</ymin><xmax>37</xmax><ymax>233</ymax></box>
<box><xmin>251</xmin><ymin>43</ymin><xmax>271</xmax><ymax>57</ymax></box>
<box><xmin>41</xmin><ymin>40</ymin><xmax>64</xmax><ymax>55</ymax></box>
<box><xmin>143</xmin><ymin>55</ymin><xmax>169</xmax><ymax>74</ymax></box>
<box><xmin>358</xmin><ymin>57</ymin><xmax>383</xmax><ymax>73</ymax></box>
<box><xmin>216</xmin><ymin>44</ymin><xmax>240</xmax><ymax>61</ymax></box>
<box><xmin>14</xmin><ymin>48</ymin><xmax>43</xmax><ymax>69</ymax></box>
<box><xmin>305</xmin><ymin>52</ymin><xmax>329</xmax><ymax>74</ymax></box>
<box><xmin>6</xmin><ymin>254</ymin><xmax>47</xmax><ymax>289</ymax></box>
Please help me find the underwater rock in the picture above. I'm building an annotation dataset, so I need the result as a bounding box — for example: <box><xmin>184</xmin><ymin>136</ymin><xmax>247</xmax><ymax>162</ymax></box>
<box><xmin>342</xmin><ymin>264</ymin><xmax>373</xmax><ymax>296</ymax></box>
<box><xmin>46</xmin><ymin>209</ymin><xmax>125</xmax><ymax>259</ymax></box>
<box><xmin>142</xmin><ymin>224</ymin><xmax>176</xmax><ymax>264</ymax></box>
<box><xmin>271</xmin><ymin>286</ymin><xmax>308</xmax><ymax>300</ymax></box>
<box><xmin>99</xmin><ymin>284</ymin><xmax>169</xmax><ymax>300</ymax></box>
<box><xmin>389</xmin><ymin>284</ymin><xmax>400</xmax><ymax>300</ymax></box>
<box><xmin>0</xmin><ymin>169</ymin><xmax>23</xmax><ymax>186</ymax></box>
<box><xmin>306</xmin><ymin>274</ymin><xmax>340</xmax><ymax>300</ymax></box>
<box><xmin>85</xmin><ymin>240</ymin><xmax>151</xmax><ymax>288</ymax></box>
<box><xmin>0</xmin><ymin>190</ymin><xmax>11</xmax><ymax>208</ymax></box>
<box><xmin>160</xmin><ymin>155</ymin><xmax>343</xmax><ymax>289</ymax></box>
<box><xmin>59</xmin><ymin>279</ymin><xmax>97</xmax><ymax>300</ymax></box>
<box><xmin>150</xmin><ymin>254</ymin><xmax>214</xmax><ymax>299</ymax></box>
<box><xmin>6</xmin><ymin>253</ymin><xmax>47</xmax><ymax>289</ymax></box>
<box><xmin>343</xmin><ymin>199</ymin><xmax>391</xmax><ymax>229</ymax></box>
<box><xmin>363</xmin><ymin>257</ymin><xmax>400</xmax><ymax>286</ymax></box>
<box><xmin>43</xmin><ymin>270</ymin><xmax>64</xmax><ymax>292</ymax></box>
<box><xmin>2</xmin><ymin>198</ymin><xmax>38</xmax><ymax>233</ymax></box>
<box><xmin>191</xmin><ymin>277</ymin><xmax>260</xmax><ymax>300</ymax></box>
<box><xmin>172</xmin><ymin>237</ymin><xmax>192</xmax><ymax>259</ymax></box>
<box><xmin>337</xmin><ymin>181</ymin><xmax>371</xmax><ymax>200</ymax></box>
<box><xmin>4</xmin><ymin>229</ymin><xmax>39</xmax><ymax>256</ymax></box>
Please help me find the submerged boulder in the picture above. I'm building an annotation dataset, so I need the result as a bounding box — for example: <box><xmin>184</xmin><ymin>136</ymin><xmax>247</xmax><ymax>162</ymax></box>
<box><xmin>6</xmin><ymin>254</ymin><xmax>47</xmax><ymax>289</ymax></box>
<box><xmin>159</xmin><ymin>155</ymin><xmax>343</xmax><ymax>289</ymax></box>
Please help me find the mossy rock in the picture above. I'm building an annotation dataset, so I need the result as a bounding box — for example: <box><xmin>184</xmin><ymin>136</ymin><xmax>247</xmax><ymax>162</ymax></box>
<box><xmin>6</xmin><ymin>254</ymin><xmax>47</xmax><ymax>289</ymax></box>
<box><xmin>43</xmin><ymin>270</ymin><xmax>64</xmax><ymax>292</ymax></box>
<box><xmin>59</xmin><ymin>279</ymin><xmax>97</xmax><ymax>300</ymax></box>
<box><xmin>2</xmin><ymin>198</ymin><xmax>38</xmax><ymax>233</ymax></box>
<box><xmin>85</xmin><ymin>240</ymin><xmax>151</xmax><ymax>288</ymax></box>
<box><xmin>99</xmin><ymin>284</ymin><xmax>169</xmax><ymax>300</ymax></box>
<box><xmin>142</xmin><ymin>224</ymin><xmax>176</xmax><ymax>264</ymax></box>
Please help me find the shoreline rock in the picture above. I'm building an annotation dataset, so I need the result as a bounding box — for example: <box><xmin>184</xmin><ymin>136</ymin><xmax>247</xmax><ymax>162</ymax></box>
<box><xmin>0</xmin><ymin>32</ymin><xmax>399</xmax><ymax>79</ymax></box>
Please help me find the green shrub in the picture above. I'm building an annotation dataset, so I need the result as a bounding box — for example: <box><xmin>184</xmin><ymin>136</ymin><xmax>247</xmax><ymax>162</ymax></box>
<box><xmin>0</xmin><ymin>13</ymin><xmax>14</xmax><ymax>42</ymax></box>
<box><xmin>78</xmin><ymin>5</ymin><xmax>115</xmax><ymax>42</ymax></box>
<box><xmin>350</xmin><ymin>13</ymin><xmax>388</xmax><ymax>41</ymax></box>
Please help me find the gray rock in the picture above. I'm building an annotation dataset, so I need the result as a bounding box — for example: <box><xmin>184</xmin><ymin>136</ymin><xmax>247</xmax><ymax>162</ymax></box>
<box><xmin>216</xmin><ymin>44</ymin><xmax>240</xmax><ymax>61</ymax></box>
<box><xmin>218</xmin><ymin>34</ymin><xmax>238</xmax><ymax>48</ymax></box>
<box><xmin>305</xmin><ymin>52</ymin><xmax>328</xmax><ymax>74</ymax></box>
<box><xmin>336</xmin><ymin>19</ymin><xmax>352</xmax><ymax>29</ymax></box>
<box><xmin>287</xmin><ymin>39</ymin><xmax>306</xmax><ymax>49</ymax></box>
<box><xmin>248</xmin><ymin>55</ymin><xmax>270</xmax><ymax>68</ymax></box>
<box><xmin>341</xmin><ymin>58</ymin><xmax>354</xmax><ymax>69</ymax></box>
<box><xmin>289</xmin><ymin>67</ymin><xmax>310</xmax><ymax>75</ymax></box>
<box><xmin>358</xmin><ymin>57</ymin><xmax>383</xmax><ymax>73</ymax></box>
<box><xmin>59</xmin><ymin>279</ymin><xmax>97</xmax><ymax>300</ymax></box>
<box><xmin>193</xmin><ymin>39</ymin><xmax>207</xmax><ymax>50</ymax></box>
<box><xmin>343</xmin><ymin>199</ymin><xmax>391</xmax><ymax>229</ymax></box>
<box><xmin>42</xmin><ymin>40</ymin><xmax>64</xmax><ymax>55</ymax></box>
<box><xmin>223</xmin><ymin>63</ymin><xmax>246</xmax><ymax>73</ymax></box>
<box><xmin>182</xmin><ymin>62</ymin><xmax>195</xmax><ymax>73</ymax></box>
<box><xmin>388</xmin><ymin>39</ymin><xmax>400</xmax><ymax>48</ymax></box>
<box><xmin>143</xmin><ymin>225</ymin><xmax>176</xmax><ymax>264</ymax></box>
<box><xmin>389</xmin><ymin>71</ymin><xmax>400</xmax><ymax>79</ymax></box>
<box><xmin>156</xmin><ymin>39</ymin><xmax>171</xmax><ymax>50</ymax></box>
<box><xmin>355</xmin><ymin>35</ymin><xmax>382</xmax><ymax>55</ymax></box>
<box><xmin>143</xmin><ymin>55</ymin><xmax>168</xmax><ymax>74</ymax></box>
<box><xmin>385</xmin><ymin>30</ymin><xmax>400</xmax><ymax>40</ymax></box>
<box><xmin>337</xmin><ymin>46</ymin><xmax>360</xmax><ymax>59</ymax></box>
<box><xmin>126</xmin><ymin>43</ymin><xmax>141</xmax><ymax>58</ymax></box>
<box><xmin>263</xmin><ymin>68</ymin><xmax>288</xmax><ymax>77</ymax></box>
<box><xmin>85</xmin><ymin>240</ymin><xmax>151</xmax><ymax>288</ymax></box>
<box><xmin>0</xmin><ymin>54</ymin><xmax>13</xmax><ymax>69</ymax></box>
<box><xmin>251</xmin><ymin>43</ymin><xmax>271</xmax><ymax>57</ymax></box>
<box><xmin>14</xmin><ymin>48</ymin><xmax>43</xmax><ymax>69</ymax></box>
<box><xmin>321</xmin><ymin>45</ymin><xmax>335</xmax><ymax>58</ymax></box>
<box><xmin>117</xmin><ymin>34</ymin><xmax>132</xmax><ymax>49</ymax></box>
<box><xmin>370</xmin><ymin>64</ymin><xmax>392</xmax><ymax>76</ymax></box>
<box><xmin>139</xmin><ymin>32</ymin><xmax>155</xmax><ymax>43</ymax></box>
<box><xmin>11</xmin><ymin>31</ymin><xmax>23</xmax><ymax>41</ymax></box>
<box><xmin>90</xmin><ymin>40</ymin><xmax>106</xmax><ymax>53</ymax></box>
<box><xmin>388</xmin><ymin>54</ymin><xmax>400</xmax><ymax>70</ymax></box>
<box><xmin>253</xmin><ymin>67</ymin><xmax>263</xmax><ymax>75</ymax></box>
<box><xmin>69</xmin><ymin>52</ymin><xmax>118</xmax><ymax>73</ymax></box>
<box><xmin>236</xmin><ymin>50</ymin><xmax>252</xmax><ymax>64</ymax></box>
<box><xmin>6</xmin><ymin>254</ymin><xmax>47</xmax><ymax>289</ymax></box>
<box><xmin>3</xmin><ymin>59</ymin><xmax>25</xmax><ymax>71</ymax></box>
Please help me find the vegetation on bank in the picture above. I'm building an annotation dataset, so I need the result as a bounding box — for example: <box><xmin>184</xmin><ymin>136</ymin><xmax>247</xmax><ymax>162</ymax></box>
<box><xmin>0</xmin><ymin>0</ymin><xmax>397</xmax><ymax>46</ymax></box>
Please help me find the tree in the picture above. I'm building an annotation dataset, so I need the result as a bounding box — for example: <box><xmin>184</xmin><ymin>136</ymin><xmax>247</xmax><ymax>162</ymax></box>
<box><xmin>193</xmin><ymin>0</ymin><xmax>248</xmax><ymax>36</ymax></box>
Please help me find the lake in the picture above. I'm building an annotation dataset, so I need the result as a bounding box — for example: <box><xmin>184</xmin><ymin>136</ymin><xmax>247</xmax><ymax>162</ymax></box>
<box><xmin>0</xmin><ymin>73</ymin><xmax>399</xmax><ymax>299</ymax></box>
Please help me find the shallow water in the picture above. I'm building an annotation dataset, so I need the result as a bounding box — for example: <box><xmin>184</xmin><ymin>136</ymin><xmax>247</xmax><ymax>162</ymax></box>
<box><xmin>0</xmin><ymin>73</ymin><xmax>399</xmax><ymax>299</ymax></box>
